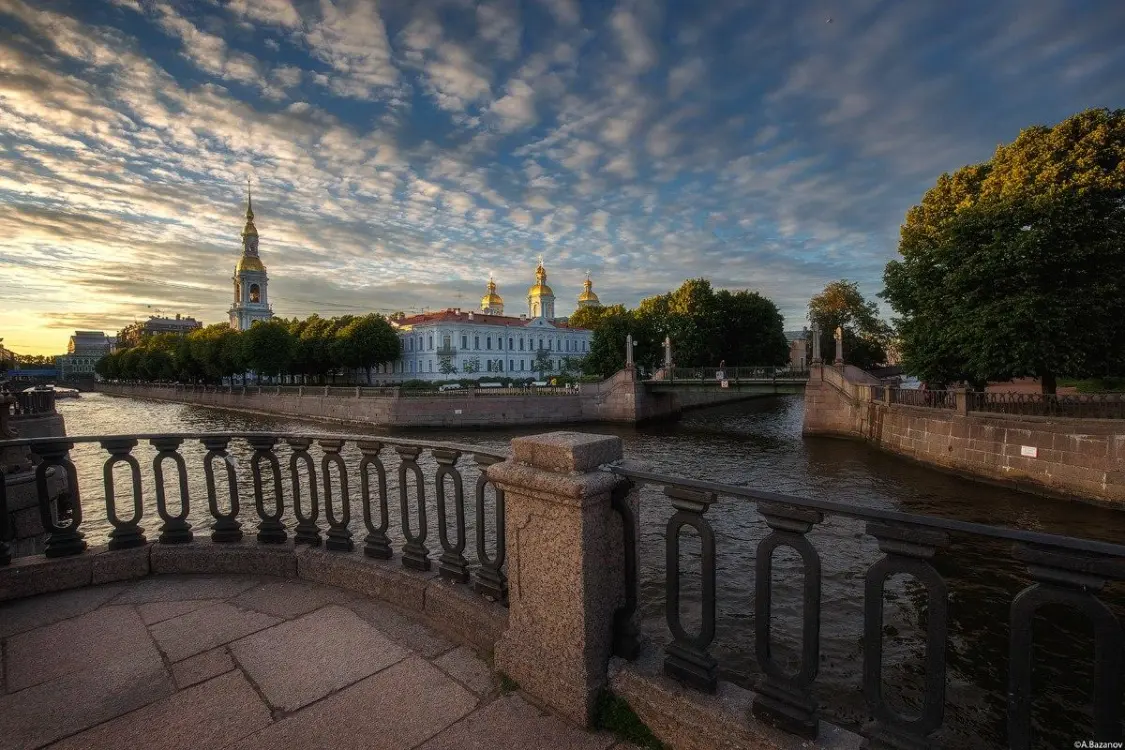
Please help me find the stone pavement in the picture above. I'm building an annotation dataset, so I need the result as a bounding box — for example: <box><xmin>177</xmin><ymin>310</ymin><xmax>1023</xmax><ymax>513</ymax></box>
<box><xmin>0</xmin><ymin>575</ymin><xmax>632</xmax><ymax>750</ymax></box>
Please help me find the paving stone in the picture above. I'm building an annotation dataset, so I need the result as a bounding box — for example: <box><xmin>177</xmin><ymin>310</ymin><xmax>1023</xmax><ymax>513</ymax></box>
<box><xmin>230</xmin><ymin>605</ymin><xmax>408</xmax><ymax>711</ymax></box>
<box><xmin>5</xmin><ymin>605</ymin><xmax>162</xmax><ymax>692</ymax></box>
<box><xmin>137</xmin><ymin>598</ymin><xmax>224</xmax><ymax>625</ymax></box>
<box><xmin>232</xmin><ymin>579</ymin><xmax>355</xmax><ymax>619</ymax></box>
<box><xmin>346</xmin><ymin>596</ymin><xmax>456</xmax><ymax>658</ymax></box>
<box><xmin>49</xmin><ymin>670</ymin><xmax>272</xmax><ymax>750</ymax></box>
<box><xmin>433</xmin><ymin>645</ymin><xmax>495</xmax><ymax>696</ymax></box>
<box><xmin>0</xmin><ymin>607</ymin><xmax>172</xmax><ymax>750</ymax></box>
<box><xmin>419</xmin><ymin>693</ymin><xmax>616</xmax><ymax>750</ymax></box>
<box><xmin>150</xmin><ymin>602</ymin><xmax>281</xmax><ymax>662</ymax></box>
<box><xmin>228</xmin><ymin>657</ymin><xmax>477</xmax><ymax>750</ymax></box>
<box><xmin>0</xmin><ymin>583</ymin><xmax>124</xmax><ymax>638</ymax></box>
<box><xmin>115</xmin><ymin>574</ymin><xmax>261</xmax><ymax>604</ymax></box>
<box><xmin>172</xmin><ymin>647</ymin><xmax>235</xmax><ymax>689</ymax></box>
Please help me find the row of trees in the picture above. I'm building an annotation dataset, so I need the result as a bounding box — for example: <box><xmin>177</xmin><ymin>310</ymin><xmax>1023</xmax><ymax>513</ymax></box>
<box><xmin>95</xmin><ymin>314</ymin><xmax>401</xmax><ymax>384</ymax></box>
<box><xmin>571</xmin><ymin>279</ymin><xmax>791</xmax><ymax>378</ymax></box>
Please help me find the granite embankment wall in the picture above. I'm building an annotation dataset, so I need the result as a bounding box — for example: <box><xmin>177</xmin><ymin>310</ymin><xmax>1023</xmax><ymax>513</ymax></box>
<box><xmin>803</xmin><ymin>364</ymin><xmax>1125</xmax><ymax>505</ymax></box>
<box><xmin>94</xmin><ymin>369</ymin><xmax>685</xmax><ymax>427</ymax></box>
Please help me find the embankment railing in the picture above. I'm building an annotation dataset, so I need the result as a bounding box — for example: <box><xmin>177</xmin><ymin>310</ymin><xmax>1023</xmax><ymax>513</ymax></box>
<box><xmin>970</xmin><ymin>391</ymin><xmax>1125</xmax><ymax>419</ymax></box>
<box><xmin>0</xmin><ymin>432</ymin><xmax>509</xmax><ymax>603</ymax></box>
<box><xmin>605</xmin><ymin>461</ymin><xmax>1125</xmax><ymax>750</ymax></box>
<box><xmin>98</xmin><ymin>383</ymin><xmax>578</xmax><ymax>399</ymax></box>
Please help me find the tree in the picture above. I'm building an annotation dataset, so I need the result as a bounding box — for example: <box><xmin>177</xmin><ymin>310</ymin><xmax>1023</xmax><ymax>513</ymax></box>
<box><xmin>583</xmin><ymin>306</ymin><xmax>634</xmax><ymax>377</ymax></box>
<box><xmin>714</xmin><ymin>290</ymin><xmax>790</xmax><ymax>366</ymax></box>
<box><xmin>531</xmin><ymin>348</ymin><xmax>552</xmax><ymax>379</ymax></box>
<box><xmin>438</xmin><ymin>356</ymin><xmax>456</xmax><ymax>375</ymax></box>
<box><xmin>336</xmin><ymin>314</ymin><xmax>401</xmax><ymax>384</ymax></box>
<box><xmin>242</xmin><ymin>321</ymin><xmax>294</xmax><ymax>380</ymax></box>
<box><xmin>883</xmin><ymin>108</ymin><xmax>1125</xmax><ymax>393</ymax></box>
<box><xmin>808</xmin><ymin>280</ymin><xmax>892</xmax><ymax>371</ymax></box>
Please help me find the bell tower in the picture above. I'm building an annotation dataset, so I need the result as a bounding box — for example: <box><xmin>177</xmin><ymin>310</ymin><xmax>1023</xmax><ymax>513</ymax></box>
<box><xmin>228</xmin><ymin>179</ymin><xmax>274</xmax><ymax>331</ymax></box>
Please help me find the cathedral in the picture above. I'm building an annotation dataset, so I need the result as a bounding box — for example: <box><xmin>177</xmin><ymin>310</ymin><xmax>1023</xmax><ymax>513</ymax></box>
<box><xmin>228</xmin><ymin>185</ymin><xmax>273</xmax><ymax>331</ymax></box>
<box><xmin>379</xmin><ymin>260</ymin><xmax>605</xmax><ymax>382</ymax></box>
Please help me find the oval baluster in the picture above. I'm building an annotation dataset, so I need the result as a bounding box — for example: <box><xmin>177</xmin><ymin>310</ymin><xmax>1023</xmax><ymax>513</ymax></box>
<box><xmin>473</xmin><ymin>454</ymin><xmax>507</xmax><ymax>602</ymax></box>
<box><xmin>287</xmin><ymin>438</ymin><xmax>321</xmax><ymax>546</ymax></box>
<box><xmin>1008</xmin><ymin>543</ymin><xmax>1124</xmax><ymax>750</ymax></box>
<box><xmin>35</xmin><ymin>440</ymin><xmax>86</xmax><ymax>557</ymax></box>
<box><xmin>433</xmin><ymin>448</ymin><xmax>468</xmax><ymax>583</ymax></box>
<box><xmin>201</xmin><ymin>436</ymin><xmax>242</xmax><ymax>542</ymax></box>
<box><xmin>321</xmin><ymin>439</ymin><xmax>353</xmax><ymax>552</ymax></box>
<box><xmin>151</xmin><ymin>436</ymin><xmax>192</xmax><ymax>544</ymax></box>
<box><xmin>1</xmin><ymin>467</ymin><xmax>12</xmax><ymax>565</ymax></box>
<box><xmin>358</xmin><ymin>441</ymin><xmax>391</xmax><ymax>559</ymax></box>
<box><xmin>663</xmin><ymin>485</ymin><xmax>718</xmax><ymax>693</ymax></box>
<box><xmin>247</xmin><ymin>435</ymin><xmax>286</xmax><ymax>543</ymax></box>
<box><xmin>396</xmin><ymin>445</ymin><xmax>429</xmax><ymax>570</ymax></box>
<box><xmin>751</xmin><ymin>502</ymin><xmax>823</xmax><ymax>738</ymax></box>
<box><xmin>611</xmin><ymin>479</ymin><xmax>639</xmax><ymax>659</ymax></box>
<box><xmin>862</xmin><ymin>523</ymin><xmax>950</xmax><ymax>750</ymax></box>
<box><xmin>100</xmin><ymin>437</ymin><xmax>147</xmax><ymax>549</ymax></box>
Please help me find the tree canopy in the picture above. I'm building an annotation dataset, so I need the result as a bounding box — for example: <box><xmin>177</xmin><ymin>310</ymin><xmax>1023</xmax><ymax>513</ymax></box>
<box><xmin>883</xmin><ymin>108</ymin><xmax>1125</xmax><ymax>392</ymax></box>
<box><xmin>807</xmin><ymin>280</ymin><xmax>892</xmax><ymax>370</ymax></box>
<box><xmin>578</xmin><ymin>279</ymin><xmax>790</xmax><ymax>378</ymax></box>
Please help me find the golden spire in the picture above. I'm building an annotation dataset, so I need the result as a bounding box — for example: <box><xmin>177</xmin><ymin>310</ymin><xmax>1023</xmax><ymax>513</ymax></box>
<box><xmin>241</xmin><ymin>177</ymin><xmax>258</xmax><ymax>239</ymax></box>
<box><xmin>481</xmin><ymin>272</ymin><xmax>504</xmax><ymax>312</ymax></box>
<box><xmin>577</xmin><ymin>270</ymin><xmax>600</xmax><ymax>305</ymax></box>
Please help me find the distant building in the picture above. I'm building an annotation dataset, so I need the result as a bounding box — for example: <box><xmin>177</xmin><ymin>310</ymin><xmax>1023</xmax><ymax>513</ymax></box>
<box><xmin>229</xmin><ymin>185</ymin><xmax>274</xmax><ymax>331</ymax></box>
<box><xmin>785</xmin><ymin>330</ymin><xmax>808</xmax><ymax>370</ymax></box>
<box><xmin>377</xmin><ymin>261</ymin><xmax>600</xmax><ymax>383</ymax></box>
<box><xmin>55</xmin><ymin>330</ymin><xmax>113</xmax><ymax>380</ymax></box>
<box><xmin>117</xmin><ymin>314</ymin><xmax>202</xmax><ymax>348</ymax></box>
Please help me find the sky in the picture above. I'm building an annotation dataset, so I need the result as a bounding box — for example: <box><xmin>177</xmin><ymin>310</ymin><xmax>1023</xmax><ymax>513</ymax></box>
<box><xmin>2</xmin><ymin>0</ymin><xmax>1124</xmax><ymax>355</ymax></box>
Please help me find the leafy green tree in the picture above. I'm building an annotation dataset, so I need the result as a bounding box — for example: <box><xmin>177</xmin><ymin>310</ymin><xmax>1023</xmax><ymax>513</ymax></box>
<box><xmin>584</xmin><ymin>306</ymin><xmax>635</xmax><ymax>377</ymax></box>
<box><xmin>808</xmin><ymin>280</ymin><xmax>892</xmax><ymax>371</ymax></box>
<box><xmin>336</xmin><ymin>314</ymin><xmax>401</xmax><ymax>384</ymax></box>
<box><xmin>715</xmin><ymin>290</ymin><xmax>790</xmax><ymax>366</ymax></box>
<box><xmin>438</xmin><ymin>356</ymin><xmax>456</xmax><ymax>375</ymax></box>
<box><xmin>531</xmin><ymin>348</ymin><xmax>552</xmax><ymax>379</ymax></box>
<box><xmin>242</xmin><ymin>320</ymin><xmax>294</xmax><ymax>380</ymax></box>
<box><xmin>883</xmin><ymin>108</ymin><xmax>1125</xmax><ymax>393</ymax></box>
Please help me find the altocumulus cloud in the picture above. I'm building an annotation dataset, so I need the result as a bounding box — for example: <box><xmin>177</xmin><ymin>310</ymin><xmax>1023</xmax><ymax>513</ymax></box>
<box><xmin>1</xmin><ymin>0</ymin><xmax>1123</xmax><ymax>352</ymax></box>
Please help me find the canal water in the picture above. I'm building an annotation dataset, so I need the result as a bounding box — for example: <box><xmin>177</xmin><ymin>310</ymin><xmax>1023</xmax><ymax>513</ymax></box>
<box><xmin>53</xmin><ymin>393</ymin><xmax>1125</xmax><ymax>749</ymax></box>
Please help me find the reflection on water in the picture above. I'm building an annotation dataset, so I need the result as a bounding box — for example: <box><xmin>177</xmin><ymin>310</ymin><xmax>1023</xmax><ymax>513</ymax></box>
<box><xmin>56</xmin><ymin>394</ymin><xmax>1125</xmax><ymax>749</ymax></box>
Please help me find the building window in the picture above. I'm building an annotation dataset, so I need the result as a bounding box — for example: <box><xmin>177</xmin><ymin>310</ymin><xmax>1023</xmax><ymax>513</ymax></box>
<box><xmin>519</xmin><ymin>338</ymin><xmax>524</xmax><ymax>351</ymax></box>
<box><xmin>409</xmin><ymin>339</ymin><xmax>413</xmax><ymax>351</ymax></box>
<box><xmin>428</xmin><ymin>360</ymin><xmax>433</xmax><ymax>372</ymax></box>
<box><xmin>508</xmin><ymin>337</ymin><xmax>514</xmax><ymax>350</ymax></box>
<box><xmin>520</xmin><ymin>359</ymin><xmax>525</xmax><ymax>371</ymax></box>
<box><xmin>462</xmin><ymin>335</ymin><xmax>468</xmax><ymax>349</ymax></box>
<box><xmin>548</xmin><ymin>340</ymin><xmax>553</xmax><ymax>351</ymax></box>
<box><xmin>474</xmin><ymin>336</ymin><xmax>480</xmax><ymax>350</ymax></box>
<box><xmin>582</xmin><ymin>340</ymin><xmax>587</xmax><ymax>352</ymax></box>
<box><xmin>509</xmin><ymin>359</ymin><xmax>514</xmax><ymax>371</ymax></box>
<box><xmin>498</xmin><ymin>360</ymin><xmax>504</xmax><ymax>372</ymax></box>
<box><xmin>565</xmin><ymin>340</ymin><xmax>569</xmax><ymax>352</ymax></box>
<box><xmin>443</xmin><ymin>335</ymin><xmax>451</xmax><ymax>349</ymax></box>
<box><xmin>486</xmin><ymin>337</ymin><xmax>492</xmax><ymax>350</ymax></box>
<box><xmin>538</xmin><ymin>338</ymin><xmax>543</xmax><ymax>349</ymax></box>
<box><xmin>428</xmin><ymin>336</ymin><xmax>433</xmax><ymax>350</ymax></box>
<box><xmin>486</xmin><ymin>360</ymin><xmax>493</xmax><ymax>372</ymax></box>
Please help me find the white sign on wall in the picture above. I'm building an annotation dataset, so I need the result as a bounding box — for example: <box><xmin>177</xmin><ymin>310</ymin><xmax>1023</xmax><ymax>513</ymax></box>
<box><xmin>1020</xmin><ymin>445</ymin><xmax>1038</xmax><ymax>458</ymax></box>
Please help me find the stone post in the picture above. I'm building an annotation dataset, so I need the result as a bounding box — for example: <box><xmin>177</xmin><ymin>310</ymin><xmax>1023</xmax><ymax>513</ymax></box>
<box><xmin>625</xmin><ymin>334</ymin><xmax>634</xmax><ymax>371</ymax></box>
<box><xmin>955</xmin><ymin>388</ymin><xmax>970</xmax><ymax>416</ymax></box>
<box><xmin>833</xmin><ymin>326</ymin><xmax>844</xmax><ymax>366</ymax></box>
<box><xmin>490</xmin><ymin>432</ymin><xmax>633</xmax><ymax>726</ymax></box>
<box><xmin>663</xmin><ymin>336</ymin><xmax>673</xmax><ymax>370</ymax></box>
<box><xmin>810</xmin><ymin>325</ymin><xmax>821</xmax><ymax>364</ymax></box>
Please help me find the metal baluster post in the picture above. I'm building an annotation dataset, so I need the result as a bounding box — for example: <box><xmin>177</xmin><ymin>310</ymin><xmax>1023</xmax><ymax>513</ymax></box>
<box><xmin>862</xmin><ymin>523</ymin><xmax>950</xmax><ymax>750</ymax></box>
<box><xmin>433</xmin><ymin>448</ymin><xmax>469</xmax><ymax>583</ymax></box>
<box><xmin>100</xmin><ymin>438</ymin><xmax>147</xmax><ymax>549</ymax></box>
<box><xmin>473</xmin><ymin>454</ymin><xmax>507</xmax><ymax>603</ymax></box>
<box><xmin>202</xmin><ymin>436</ymin><xmax>242</xmax><ymax>542</ymax></box>
<box><xmin>396</xmin><ymin>445</ymin><xmax>430</xmax><ymax>570</ymax></box>
<box><xmin>247</xmin><ymin>435</ymin><xmax>286</xmax><ymax>543</ymax></box>
<box><xmin>151</xmin><ymin>437</ymin><xmax>192</xmax><ymax>543</ymax></box>
<box><xmin>287</xmin><ymin>438</ymin><xmax>321</xmax><ymax>545</ymax></box>
<box><xmin>358</xmin><ymin>441</ymin><xmax>392</xmax><ymax>559</ymax></box>
<box><xmin>752</xmin><ymin>502</ymin><xmax>824</xmax><ymax>738</ymax></box>
<box><xmin>321</xmin><ymin>439</ymin><xmax>353</xmax><ymax>552</ymax></box>
<box><xmin>664</xmin><ymin>485</ymin><xmax>719</xmax><ymax>692</ymax></box>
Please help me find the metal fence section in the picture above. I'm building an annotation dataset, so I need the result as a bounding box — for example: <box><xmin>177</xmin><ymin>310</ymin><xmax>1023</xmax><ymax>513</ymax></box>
<box><xmin>0</xmin><ymin>432</ymin><xmax>510</xmax><ymax>604</ymax></box>
<box><xmin>970</xmin><ymin>391</ymin><xmax>1125</xmax><ymax>419</ymax></box>
<box><xmin>604</xmin><ymin>462</ymin><xmax>1125</xmax><ymax>749</ymax></box>
<box><xmin>664</xmin><ymin>367</ymin><xmax>811</xmax><ymax>383</ymax></box>
<box><xmin>887</xmin><ymin>388</ymin><xmax>956</xmax><ymax>409</ymax></box>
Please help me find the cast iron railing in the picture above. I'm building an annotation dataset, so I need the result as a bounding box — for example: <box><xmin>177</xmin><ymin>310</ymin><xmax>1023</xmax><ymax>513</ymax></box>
<box><xmin>663</xmin><ymin>367</ymin><xmax>810</xmax><ymax>383</ymax></box>
<box><xmin>11</xmin><ymin>390</ymin><xmax>56</xmax><ymax>416</ymax></box>
<box><xmin>98</xmin><ymin>383</ymin><xmax>577</xmax><ymax>398</ymax></box>
<box><xmin>887</xmin><ymin>387</ymin><xmax>956</xmax><ymax>409</ymax></box>
<box><xmin>970</xmin><ymin>391</ymin><xmax>1125</xmax><ymax>419</ymax></box>
<box><xmin>606</xmin><ymin>462</ymin><xmax>1125</xmax><ymax>750</ymax></box>
<box><xmin>0</xmin><ymin>432</ymin><xmax>509</xmax><ymax>603</ymax></box>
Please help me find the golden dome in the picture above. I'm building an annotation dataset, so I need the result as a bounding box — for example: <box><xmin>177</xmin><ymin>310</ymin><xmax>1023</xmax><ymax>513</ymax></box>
<box><xmin>236</xmin><ymin>254</ymin><xmax>266</xmax><ymax>273</ymax></box>
<box><xmin>578</xmin><ymin>275</ymin><xmax>600</xmax><ymax>304</ymax></box>
<box><xmin>481</xmin><ymin>276</ymin><xmax>504</xmax><ymax>307</ymax></box>
<box><xmin>527</xmin><ymin>259</ymin><xmax>554</xmax><ymax>297</ymax></box>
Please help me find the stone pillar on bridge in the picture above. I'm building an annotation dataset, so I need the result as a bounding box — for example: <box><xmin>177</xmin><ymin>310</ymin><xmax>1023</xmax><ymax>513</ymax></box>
<box><xmin>833</xmin><ymin>326</ymin><xmax>844</xmax><ymax>366</ymax></box>
<box><xmin>810</xmin><ymin>325</ymin><xmax>822</xmax><ymax>364</ymax></box>
<box><xmin>663</xmin><ymin>336</ymin><xmax>673</xmax><ymax>371</ymax></box>
<box><xmin>625</xmin><ymin>334</ymin><xmax>634</xmax><ymax>372</ymax></box>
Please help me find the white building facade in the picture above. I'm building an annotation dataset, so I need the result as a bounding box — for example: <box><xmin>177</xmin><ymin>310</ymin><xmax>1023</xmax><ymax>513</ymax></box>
<box><xmin>375</xmin><ymin>261</ymin><xmax>602</xmax><ymax>382</ymax></box>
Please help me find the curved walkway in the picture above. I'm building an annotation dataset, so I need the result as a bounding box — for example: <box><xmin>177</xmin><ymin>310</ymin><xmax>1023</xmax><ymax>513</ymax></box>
<box><xmin>0</xmin><ymin>575</ymin><xmax>625</xmax><ymax>750</ymax></box>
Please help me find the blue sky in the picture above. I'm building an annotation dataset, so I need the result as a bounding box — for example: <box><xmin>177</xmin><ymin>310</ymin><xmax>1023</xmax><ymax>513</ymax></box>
<box><xmin>2</xmin><ymin>0</ymin><xmax>1123</xmax><ymax>353</ymax></box>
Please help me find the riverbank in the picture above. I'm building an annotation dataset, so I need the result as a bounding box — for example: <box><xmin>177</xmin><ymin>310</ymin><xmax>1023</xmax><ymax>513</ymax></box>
<box><xmin>803</xmin><ymin>364</ymin><xmax>1125</xmax><ymax>507</ymax></box>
